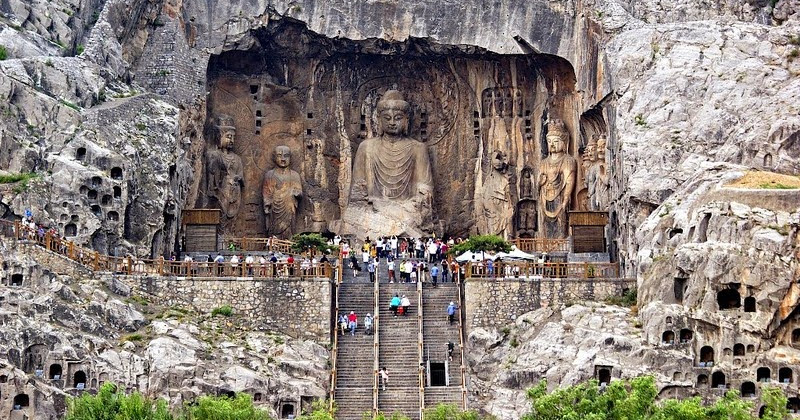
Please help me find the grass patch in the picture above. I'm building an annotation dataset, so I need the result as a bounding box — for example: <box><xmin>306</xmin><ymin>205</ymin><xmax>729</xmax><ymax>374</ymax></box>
<box><xmin>125</xmin><ymin>295</ymin><xmax>150</xmax><ymax>306</ymax></box>
<box><xmin>121</xmin><ymin>333</ymin><xmax>144</xmax><ymax>343</ymax></box>
<box><xmin>0</xmin><ymin>45</ymin><xmax>7</xmax><ymax>60</ymax></box>
<box><xmin>211</xmin><ymin>305</ymin><xmax>233</xmax><ymax>317</ymax></box>
<box><xmin>605</xmin><ymin>289</ymin><xmax>637</xmax><ymax>307</ymax></box>
<box><xmin>634</xmin><ymin>114</ymin><xmax>647</xmax><ymax>127</ymax></box>
<box><xmin>76</xmin><ymin>44</ymin><xmax>84</xmax><ymax>55</ymax></box>
<box><xmin>726</xmin><ymin>170</ymin><xmax>800</xmax><ymax>190</ymax></box>
<box><xmin>0</xmin><ymin>172</ymin><xmax>39</xmax><ymax>193</ymax></box>
<box><xmin>59</xmin><ymin>98</ymin><xmax>80</xmax><ymax>111</ymax></box>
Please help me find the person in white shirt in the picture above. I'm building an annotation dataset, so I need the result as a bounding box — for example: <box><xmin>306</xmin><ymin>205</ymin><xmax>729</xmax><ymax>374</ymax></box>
<box><xmin>333</xmin><ymin>235</ymin><xmax>341</xmax><ymax>246</ymax></box>
<box><xmin>245</xmin><ymin>254</ymin><xmax>255</xmax><ymax>276</ymax></box>
<box><xmin>400</xmin><ymin>295</ymin><xmax>411</xmax><ymax>316</ymax></box>
<box><xmin>387</xmin><ymin>260</ymin><xmax>395</xmax><ymax>283</ymax></box>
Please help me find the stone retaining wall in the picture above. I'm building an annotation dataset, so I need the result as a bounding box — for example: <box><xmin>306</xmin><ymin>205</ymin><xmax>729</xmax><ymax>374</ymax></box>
<box><xmin>124</xmin><ymin>276</ymin><xmax>333</xmax><ymax>343</ymax></box>
<box><xmin>464</xmin><ymin>278</ymin><xmax>635</xmax><ymax>329</ymax></box>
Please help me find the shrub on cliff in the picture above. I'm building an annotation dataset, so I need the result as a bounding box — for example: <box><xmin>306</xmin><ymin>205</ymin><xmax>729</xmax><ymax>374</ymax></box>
<box><xmin>523</xmin><ymin>375</ymin><xmax>789</xmax><ymax>420</ymax></box>
<box><xmin>291</xmin><ymin>233</ymin><xmax>337</xmax><ymax>255</ymax></box>
<box><xmin>448</xmin><ymin>234</ymin><xmax>512</xmax><ymax>257</ymax></box>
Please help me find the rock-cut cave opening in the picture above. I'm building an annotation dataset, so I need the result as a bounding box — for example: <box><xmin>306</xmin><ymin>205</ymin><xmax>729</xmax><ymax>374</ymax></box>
<box><xmin>201</xmin><ymin>18</ymin><xmax>610</xmax><ymax>240</ymax></box>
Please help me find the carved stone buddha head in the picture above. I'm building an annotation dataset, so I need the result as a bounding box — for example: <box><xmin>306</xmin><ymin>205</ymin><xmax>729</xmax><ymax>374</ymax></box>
<box><xmin>273</xmin><ymin>145</ymin><xmax>292</xmax><ymax>169</ymax></box>
<box><xmin>216</xmin><ymin>114</ymin><xmax>236</xmax><ymax>150</ymax></box>
<box><xmin>377</xmin><ymin>90</ymin><xmax>410</xmax><ymax>136</ymax></box>
<box><xmin>546</xmin><ymin>119</ymin><xmax>568</xmax><ymax>155</ymax></box>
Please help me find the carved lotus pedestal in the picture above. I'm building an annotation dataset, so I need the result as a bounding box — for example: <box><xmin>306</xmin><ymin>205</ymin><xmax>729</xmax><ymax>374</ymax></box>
<box><xmin>330</xmin><ymin>199</ymin><xmax>431</xmax><ymax>239</ymax></box>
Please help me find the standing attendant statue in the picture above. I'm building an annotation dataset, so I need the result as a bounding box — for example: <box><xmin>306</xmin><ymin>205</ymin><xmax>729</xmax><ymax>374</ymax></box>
<box><xmin>538</xmin><ymin>119</ymin><xmax>577</xmax><ymax>238</ymax></box>
<box><xmin>205</xmin><ymin>115</ymin><xmax>244</xmax><ymax>219</ymax></box>
<box><xmin>262</xmin><ymin>145</ymin><xmax>303</xmax><ymax>237</ymax></box>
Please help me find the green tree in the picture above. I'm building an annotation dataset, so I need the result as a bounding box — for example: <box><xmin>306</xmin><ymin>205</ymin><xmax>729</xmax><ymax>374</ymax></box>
<box><xmin>291</xmin><ymin>233</ymin><xmax>336</xmax><ymax>255</ymax></box>
<box><xmin>424</xmin><ymin>403</ymin><xmax>489</xmax><ymax>420</ymax></box>
<box><xmin>65</xmin><ymin>383</ymin><xmax>173</xmax><ymax>420</ymax></box>
<box><xmin>449</xmin><ymin>235</ymin><xmax>512</xmax><ymax>258</ymax></box>
<box><xmin>297</xmin><ymin>399</ymin><xmax>335</xmax><ymax>420</ymax></box>
<box><xmin>183</xmin><ymin>393</ymin><xmax>270</xmax><ymax>420</ymax></box>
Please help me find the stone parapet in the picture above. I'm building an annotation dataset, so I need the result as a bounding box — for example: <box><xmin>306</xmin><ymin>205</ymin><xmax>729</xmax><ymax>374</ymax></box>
<box><xmin>464</xmin><ymin>278</ymin><xmax>635</xmax><ymax>330</ymax></box>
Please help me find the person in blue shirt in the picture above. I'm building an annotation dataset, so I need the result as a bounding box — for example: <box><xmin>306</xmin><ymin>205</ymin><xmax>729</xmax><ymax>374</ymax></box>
<box><xmin>447</xmin><ymin>301</ymin><xmax>458</xmax><ymax>325</ymax></box>
<box><xmin>390</xmin><ymin>294</ymin><xmax>401</xmax><ymax>317</ymax></box>
<box><xmin>430</xmin><ymin>264</ymin><xmax>440</xmax><ymax>287</ymax></box>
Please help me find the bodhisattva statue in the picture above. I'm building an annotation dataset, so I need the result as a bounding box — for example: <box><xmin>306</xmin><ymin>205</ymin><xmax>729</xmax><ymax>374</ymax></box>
<box><xmin>206</xmin><ymin>115</ymin><xmax>244</xmax><ymax>219</ymax></box>
<box><xmin>592</xmin><ymin>136</ymin><xmax>609</xmax><ymax>210</ymax></box>
<box><xmin>476</xmin><ymin>150</ymin><xmax>513</xmax><ymax>237</ymax></box>
<box><xmin>351</xmin><ymin>89</ymin><xmax>433</xmax><ymax>211</ymax></box>
<box><xmin>538</xmin><ymin>119</ymin><xmax>577</xmax><ymax>238</ymax></box>
<box><xmin>262</xmin><ymin>145</ymin><xmax>303</xmax><ymax>237</ymax></box>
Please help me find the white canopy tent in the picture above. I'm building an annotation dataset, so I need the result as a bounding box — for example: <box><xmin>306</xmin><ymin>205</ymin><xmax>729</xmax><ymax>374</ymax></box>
<box><xmin>493</xmin><ymin>246</ymin><xmax>537</xmax><ymax>261</ymax></box>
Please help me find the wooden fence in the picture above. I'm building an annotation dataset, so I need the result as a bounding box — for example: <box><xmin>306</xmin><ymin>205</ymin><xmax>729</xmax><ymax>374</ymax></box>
<box><xmin>508</xmin><ymin>238</ymin><xmax>571</xmax><ymax>253</ymax></box>
<box><xmin>464</xmin><ymin>260</ymin><xmax>619</xmax><ymax>279</ymax></box>
<box><xmin>0</xmin><ymin>219</ymin><xmax>332</xmax><ymax>279</ymax></box>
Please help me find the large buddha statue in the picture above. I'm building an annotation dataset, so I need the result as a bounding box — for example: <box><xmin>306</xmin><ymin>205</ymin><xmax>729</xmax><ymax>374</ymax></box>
<box><xmin>538</xmin><ymin>119</ymin><xmax>577</xmax><ymax>238</ymax></box>
<box><xmin>205</xmin><ymin>115</ymin><xmax>244</xmax><ymax>219</ymax></box>
<box><xmin>262</xmin><ymin>145</ymin><xmax>303</xmax><ymax>237</ymax></box>
<box><xmin>334</xmin><ymin>90</ymin><xmax>434</xmax><ymax>237</ymax></box>
<box><xmin>351</xmin><ymin>90</ymin><xmax>433</xmax><ymax>206</ymax></box>
<box><xmin>475</xmin><ymin>150</ymin><xmax>513</xmax><ymax>237</ymax></box>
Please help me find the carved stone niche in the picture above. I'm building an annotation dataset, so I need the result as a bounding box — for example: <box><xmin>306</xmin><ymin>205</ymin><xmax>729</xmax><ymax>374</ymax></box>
<box><xmin>202</xmin><ymin>19</ymin><xmax>581</xmax><ymax>238</ymax></box>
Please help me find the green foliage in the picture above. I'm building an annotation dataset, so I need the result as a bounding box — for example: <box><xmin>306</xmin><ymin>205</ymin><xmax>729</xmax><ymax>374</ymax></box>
<box><xmin>59</xmin><ymin>98</ymin><xmax>81</xmax><ymax>111</ymax></box>
<box><xmin>790</xmin><ymin>49</ymin><xmax>799</xmax><ymax>60</ymax></box>
<box><xmin>0</xmin><ymin>45</ymin><xmax>7</xmax><ymax>60</ymax></box>
<box><xmin>448</xmin><ymin>235</ymin><xmax>512</xmax><ymax>256</ymax></box>
<box><xmin>373</xmin><ymin>413</ymin><xmax>411</xmax><ymax>420</ymax></box>
<box><xmin>290</xmin><ymin>233</ymin><xmax>336</xmax><ymax>254</ymax></box>
<box><xmin>77</xmin><ymin>44</ymin><xmax>85</xmax><ymax>55</ymax></box>
<box><xmin>211</xmin><ymin>305</ymin><xmax>233</xmax><ymax>317</ymax></box>
<box><xmin>635</xmin><ymin>114</ymin><xmax>648</xmax><ymax>127</ymax></box>
<box><xmin>297</xmin><ymin>399</ymin><xmax>336</xmax><ymax>420</ymax></box>
<box><xmin>605</xmin><ymin>289</ymin><xmax>637</xmax><ymax>307</ymax></box>
<box><xmin>423</xmin><ymin>404</ymin><xmax>489</xmax><ymax>420</ymax></box>
<box><xmin>121</xmin><ymin>333</ymin><xmax>144</xmax><ymax>343</ymax></box>
<box><xmin>523</xmin><ymin>376</ymin><xmax>790</xmax><ymax>420</ymax></box>
<box><xmin>0</xmin><ymin>172</ymin><xmax>37</xmax><ymax>184</ymax></box>
<box><xmin>65</xmin><ymin>383</ymin><xmax>173</xmax><ymax>420</ymax></box>
<box><xmin>184</xmin><ymin>393</ymin><xmax>270</xmax><ymax>420</ymax></box>
<box><xmin>758</xmin><ymin>182</ymin><xmax>797</xmax><ymax>190</ymax></box>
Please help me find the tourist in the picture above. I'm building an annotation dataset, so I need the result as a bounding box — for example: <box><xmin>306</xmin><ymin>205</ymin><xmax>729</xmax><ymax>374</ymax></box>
<box><xmin>379</xmin><ymin>367</ymin><xmax>389</xmax><ymax>391</ymax></box>
<box><xmin>389</xmin><ymin>236</ymin><xmax>398</xmax><ymax>257</ymax></box>
<box><xmin>404</xmin><ymin>260</ymin><xmax>414</xmax><ymax>283</ymax></box>
<box><xmin>447</xmin><ymin>341</ymin><xmax>455</xmax><ymax>361</ymax></box>
<box><xmin>387</xmin><ymin>259</ymin><xmax>396</xmax><ymax>283</ymax></box>
<box><xmin>409</xmin><ymin>265</ymin><xmax>417</xmax><ymax>284</ymax></box>
<box><xmin>401</xmin><ymin>295</ymin><xmax>411</xmax><ymax>316</ymax></box>
<box><xmin>376</xmin><ymin>237</ymin><xmax>384</xmax><ymax>259</ymax></box>
<box><xmin>213</xmin><ymin>254</ymin><xmax>225</xmax><ymax>276</ymax></box>
<box><xmin>447</xmin><ymin>301</ymin><xmax>458</xmax><ymax>325</ymax></box>
<box><xmin>427</xmin><ymin>240</ymin><xmax>438</xmax><ymax>263</ymax></box>
<box><xmin>286</xmin><ymin>254</ymin><xmax>295</xmax><ymax>277</ymax></box>
<box><xmin>365</xmin><ymin>313</ymin><xmax>373</xmax><ymax>335</ymax></box>
<box><xmin>341</xmin><ymin>241</ymin><xmax>350</xmax><ymax>259</ymax></box>
<box><xmin>258</xmin><ymin>255</ymin><xmax>267</xmax><ymax>276</ymax></box>
<box><xmin>430</xmin><ymin>263</ymin><xmax>440</xmax><ymax>287</ymax></box>
<box><xmin>348</xmin><ymin>311</ymin><xmax>357</xmax><ymax>336</ymax></box>
<box><xmin>362</xmin><ymin>248</ymin><xmax>370</xmax><ymax>267</ymax></box>
<box><xmin>333</xmin><ymin>235</ymin><xmax>341</xmax><ymax>246</ymax></box>
<box><xmin>441</xmin><ymin>262</ymin><xmax>449</xmax><ymax>283</ymax></box>
<box><xmin>486</xmin><ymin>258</ymin><xmax>494</xmax><ymax>278</ymax></box>
<box><xmin>390</xmin><ymin>294</ymin><xmax>401</xmax><ymax>317</ymax></box>
<box><xmin>245</xmin><ymin>254</ymin><xmax>255</xmax><ymax>276</ymax></box>
<box><xmin>349</xmin><ymin>254</ymin><xmax>360</xmax><ymax>277</ymax></box>
<box><xmin>367</xmin><ymin>258</ymin><xmax>376</xmax><ymax>282</ymax></box>
<box><xmin>339</xmin><ymin>314</ymin><xmax>348</xmax><ymax>336</ymax></box>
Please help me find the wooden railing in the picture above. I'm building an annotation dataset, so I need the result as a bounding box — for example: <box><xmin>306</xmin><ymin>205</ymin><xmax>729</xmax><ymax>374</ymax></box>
<box><xmin>373</xmin><ymin>266</ymin><xmax>380</xmax><ymax>418</ymax></box>
<box><xmin>508</xmin><ymin>238</ymin><xmax>571</xmax><ymax>253</ymax></box>
<box><xmin>220</xmin><ymin>236</ymin><xmax>294</xmax><ymax>253</ymax></box>
<box><xmin>416</xmin><ymin>278</ymin><xmax>425</xmax><ymax>420</ymax></box>
<box><xmin>1</xmin><ymin>219</ymin><xmax>333</xmax><ymax>279</ymax></box>
<box><xmin>464</xmin><ymin>261</ymin><xmax>620</xmax><ymax>279</ymax></box>
<box><xmin>456</xmin><ymin>274</ymin><xmax>468</xmax><ymax>410</ymax></box>
<box><xmin>329</xmin><ymin>265</ymin><xmax>341</xmax><ymax>410</ymax></box>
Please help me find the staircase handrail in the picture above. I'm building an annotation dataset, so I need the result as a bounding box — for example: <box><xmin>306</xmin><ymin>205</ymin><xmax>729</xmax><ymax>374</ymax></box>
<box><xmin>329</xmin><ymin>260</ymin><xmax>341</xmax><ymax>411</ymax></box>
<box><xmin>456</xmin><ymin>267</ymin><xmax>468</xmax><ymax>410</ymax></box>
<box><xmin>417</xmin><ymin>270</ymin><xmax>425</xmax><ymax>419</ymax></box>
<box><xmin>373</xmin><ymin>262</ymin><xmax>380</xmax><ymax>418</ymax></box>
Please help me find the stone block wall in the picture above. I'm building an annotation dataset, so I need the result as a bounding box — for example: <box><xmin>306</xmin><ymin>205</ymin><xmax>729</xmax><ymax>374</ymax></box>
<box><xmin>127</xmin><ymin>276</ymin><xmax>333</xmax><ymax>342</ymax></box>
<box><xmin>465</xmin><ymin>278</ymin><xmax>635</xmax><ymax>329</ymax></box>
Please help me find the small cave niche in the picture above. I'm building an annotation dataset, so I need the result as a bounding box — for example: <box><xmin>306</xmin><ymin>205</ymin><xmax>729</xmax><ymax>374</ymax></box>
<box><xmin>91</xmin><ymin>176</ymin><xmax>102</xmax><ymax>187</ymax></box>
<box><xmin>789</xmin><ymin>397</ymin><xmax>800</xmax><ymax>414</ymax></box>
<box><xmin>764</xmin><ymin>153</ymin><xmax>773</xmax><ymax>168</ymax></box>
<box><xmin>13</xmin><ymin>394</ymin><xmax>29</xmax><ymax>409</ymax></box>
<box><xmin>253</xmin><ymin>392</ymin><xmax>262</xmax><ymax>402</ymax></box>
<box><xmin>723</xmin><ymin>347</ymin><xmax>732</xmax><ymax>357</ymax></box>
<box><xmin>113</xmin><ymin>186</ymin><xmax>122</xmax><ymax>199</ymax></box>
<box><xmin>111</xmin><ymin>167</ymin><xmax>123</xmax><ymax>180</ymax></box>
<box><xmin>733</xmin><ymin>343</ymin><xmax>745</xmax><ymax>356</ymax></box>
<box><xmin>674</xmin><ymin>277</ymin><xmax>688</xmax><ymax>303</ymax></box>
<box><xmin>717</xmin><ymin>289</ymin><xmax>741</xmax><ymax>310</ymax></box>
<box><xmin>697</xmin><ymin>213</ymin><xmax>711</xmax><ymax>243</ymax></box>
<box><xmin>76</xmin><ymin>147</ymin><xmax>87</xmax><ymax>161</ymax></box>
<box><xmin>759</xmin><ymin>405</ymin><xmax>766</xmax><ymax>418</ymax></box>
<box><xmin>22</xmin><ymin>344</ymin><xmax>47</xmax><ymax>374</ymax></box>
<box><xmin>697</xmin><ymin>374</ymin><xmax>708</xmax><ymax>386</ymax></box>
<box><xmin>223</xmin><ymin>390</ymin><xmax>236</xmax><ymax>399</ymax></box>
<box><xmin>680</xmin><ymin>329</ymin><xmax>693</xmax><ymax>343</ymax></box>
<box><xmin>757</xmin><ymin>367</ymin><xmax>771</xmax><ymax>382</ymax></box>
<box><xmin>79</xmin><ymin>185</ymin><xmax>89</xmax><ymax>195</ymax></box>
<box><xmin>74</xmin><ymin>370</ymin><xmax>87</xmax><ymax>388</ymax></box>
<box><xmin>741</xmin><ymin>381</ymin><xmax>756</xmax><ymax>398</ymax></box>
<box><xmin>595</xmin><ymin>366</ymin><xmax>612</xmax><ymax>385</ymax></box>
<box><xmin>281</xmin><ymin>403</ymin><xmax>296</xmax><ymax>419</ymax></box>
<box><xmin>700</xmin><ymin>346</ymin><xmax>714</xmax><ymax>366</ymax></box>
<box><xmin>49</xmin><ymin>363</ymin><xmax>62</xmax><ymax>380</ymax></box>
<box><xmin>65</xmin><ymin>223</ymin><xmax>77</xmax><ymax>237</ymax></box>
<box><xmin>747</xmin><ymin>344</ymin><xmax>755</xmax><ymax>353</ymax></box>
<box><xmin>793</xmin><ymin>328</ymin><xmax>800</xmax><ymax>347</ymax></box>
<box><xmin>662</xmin><ymin>331</ymin><xmax>675</xmax><ymax>344</ymax></box>
<box><xmin>711</xmin><ymin>371</ymin><xmax>726</xmax><ymax>389</ymax></box>
<box><xmin>668</xmin><ymin>227</ymin><xmax>683</xmax><ymax>239</ymax></box>
<box><xmin>107</xmin><ymin>211</ymin><xmax>119</xmax><ymax>222</ymax></box>
<box><xmin>91</xmin><ymin>205</ymin><xmax>102</xmax><ymax>216</ymax></box>
<box><xmin>101</xmin><ymin>195</ymin><xmax>112</xmax><ymax>206</ymax></box>
<box><xmin>672</xmin><ymin>371</ymin><xmax>681</xmax><ymax>381</ymax></box>
<box><xmin>88</xmin><ymin>189</ymin><xmax>98</xmax><ymax>200</ymax></box>
<box><xmin>10</xmin><ymin>274</ymin><xmax>23</xmax><ymax>287</ymax></box>
<box><xmin>744</xmin><ymin>296</ymin><xmax>756</xmax><ymax>313</ymax></box>
<box><xmin>665</xmin><ymin>316</ymin><xmax>673</xmax><ymax>324</ymax></box>
<box><xmin>779</xmin><ymin>367</ymin><xmax>793</xmax><ymax>383</ymax></box>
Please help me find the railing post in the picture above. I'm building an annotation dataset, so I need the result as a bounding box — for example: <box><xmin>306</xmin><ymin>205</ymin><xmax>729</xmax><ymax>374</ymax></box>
<box><xmin>158</xmin><ymin>257</ymin><xmax>165</xmax><ymax>276</ymax></box>
<box><xmin>14</xmin><ymin>220</ymin><xmax>21</xmax><ymax>240</ymax></box>
<box><xmin>93</xmin><ymin>252</ymin><xmax>99</xmax><ymax>271</ymax></box>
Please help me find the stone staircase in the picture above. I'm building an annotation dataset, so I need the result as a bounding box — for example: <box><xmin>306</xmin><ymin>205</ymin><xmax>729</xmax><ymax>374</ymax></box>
<box><xmin>377</xmin><ymin>281</ymin><xmax>421</xmax><ymax>419</ymax></box>
<box><xmin>422</xmin><ymin>282</ymin><xmax>465</xmax><ymax>408</ymax></box>
<box><xmin>334</xmin><ymin>270</ymin><xmax>376</xmax><ymax>420</ymax></box>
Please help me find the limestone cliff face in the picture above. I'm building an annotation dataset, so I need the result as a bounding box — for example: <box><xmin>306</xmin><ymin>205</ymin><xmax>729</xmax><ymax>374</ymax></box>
<box><xmin>0</xmin><ymin>0</ymin><xmax>799</xmax><ymax>417</ymax></box>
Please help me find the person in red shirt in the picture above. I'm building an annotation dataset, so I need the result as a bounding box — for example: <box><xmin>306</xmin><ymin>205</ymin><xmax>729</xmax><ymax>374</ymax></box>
<box><xmin>287</xmin><ymin>255</ymin><xmax>295</xmax><ymax>276</ymax></box>
<box><xmin>348</xmin><ymin>311</ymin><xmax>358</xmax><ymax>336</ymax></box>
